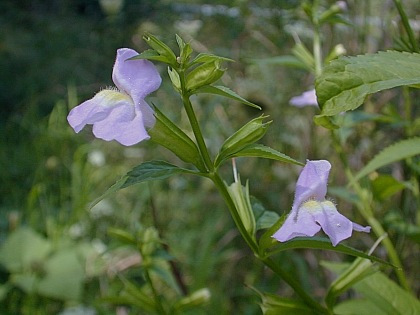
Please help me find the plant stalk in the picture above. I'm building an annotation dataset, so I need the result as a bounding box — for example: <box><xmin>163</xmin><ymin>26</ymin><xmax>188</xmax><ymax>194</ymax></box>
<box><xmin>331</xmin><ymin>131</ymin><xmax>411</xmax><ymax>291</ymax></box>
<box><xmin>393</xmin><ymin>0</ymin><xmax>419</xmax><ymax>52</ymax></box>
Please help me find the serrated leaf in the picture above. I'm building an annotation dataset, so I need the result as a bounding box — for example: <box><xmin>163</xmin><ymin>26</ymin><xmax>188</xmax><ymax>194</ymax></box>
<box><xmin>266</xmin><ymin>237</ymin><xmax>394</xmax><ymax>267</ymax></box>
<box><xmin>353</xmin><ymin>137</ymin><xmax>420</xmax><ymax>182</ymax></box>
<box><xmin>193</xmin><ymin>85</ymin><xmax>261</xmax><ymax>109</ymax></box>
<box><xmin>316</xmin><ymin>51</ymin><xmax>420</xmax><ymax>117</ymax></box>
<box><xmin>231</xmin><ymin>144</ymin><xmax>304</xmax><ymax>166</ymax></box>
<box><xmin>90</xmin><ymin>161</ymin><xmax>196</xmax><ymax>208</ymax></box>
<box><xmin>313</xmin><ymin>115</ymin><xmax>339</xmax><ymax>129</ymax></box>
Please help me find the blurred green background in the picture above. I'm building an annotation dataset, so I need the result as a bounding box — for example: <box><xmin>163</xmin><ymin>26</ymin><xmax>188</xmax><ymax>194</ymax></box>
<box><xmin>0</xmin><ymin>0</ymin><xmax>418</xmax><ymax>314</ymax></box>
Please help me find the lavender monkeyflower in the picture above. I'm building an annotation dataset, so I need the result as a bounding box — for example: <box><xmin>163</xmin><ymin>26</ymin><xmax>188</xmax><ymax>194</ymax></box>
<box><xmin>273</xmin><ymin>160</ymin><xmax>370</xmax><ymax>246</ymax></box>
<box><xmin>67</xmin><ymin>48</ymin><xmax>162</xmax><ymax>146</ymax></box>
<box><xmin>289</xmin><ymin>89</ymin><xmax>318</xmax><ymax>107</ymax></box>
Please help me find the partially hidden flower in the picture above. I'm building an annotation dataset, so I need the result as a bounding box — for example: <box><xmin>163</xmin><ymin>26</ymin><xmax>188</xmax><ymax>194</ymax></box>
<box><xmin>289</xmin><ymin>89</ymin><xmax>318</xmax><ymax>107</ymax></box>
<box><xmin>272</xmin><ymin>160</ymin><xmax>370</xmax><ymax>246</ymax></box>
<box><xmin>67</xmin><ymin>48</ymin><xmax>162</xmax><ymax>146</ymax></box>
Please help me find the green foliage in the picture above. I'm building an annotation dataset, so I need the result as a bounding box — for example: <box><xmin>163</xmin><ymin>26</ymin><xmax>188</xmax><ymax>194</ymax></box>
<box><xmin>252</xmin><ymin>286</ymin><xmax>314</xmax><ymax>315</ymax></box>
<box><xmin>230</xmin><ymin>144</ymin><xmax>304</xmax><ymax>166</ymax></box>
<box><xmin>315</xmin><ymin>51</ymin><xmax>420</xmax><ymax>122</ymax></box>
<box><xmin>325</xmin><ymin>258</ymin><xmax>378</xmax><ymax>309</ymax></box>
<box><xmin>353</xmin><ymin>137</ymin><xmax>420</xmax><ymax>182</ymax></box>
<box><xmin>227</xmin><ymin>179</ymin><xmax>257</xmax><ymax>238</ymax></box>
<box><xmin>91</xmin><ymin>160</ymin><xmax>198</xmax><ymax>208</ymax></box>
<box><xmin>215</xmin><ymin>115</ymin><xmax>272</xmax><ymax>167</ymax></box>
<box><xmin>0</xmin><ymin>227</ymin><xmax>100</xmax><ymax>303</ymax></box>
<box><xmin>324</xmin><ymin>261</ymin><xmax>420</xmax><ymax>315</ymax></box>
<box><xmin>193</xmin><ymin>85</ymin><xmax>261</xmax><ymax>109</ymax></box>
<box><xmin>149</xmin><ymin>106</ymin><xmax>206</xmax><ymax>170</ymax></box>
<box><xmin>266</xmin><ymin>237</ymin><xmax>393</xmax><ymax>266</ymax></box>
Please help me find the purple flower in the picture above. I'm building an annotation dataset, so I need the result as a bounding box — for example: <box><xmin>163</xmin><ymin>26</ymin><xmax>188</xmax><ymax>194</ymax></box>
<box><xmin>272</xmin><ymin>160</ymin><xmax>370</xmax><ymax>246</ymax></box>
<box><xmin>289</xmin><ymin>89</ymin><xmax>318</xmax><ymax>107</ymax></box>
<box><xmin>67</xmin><ymin>48</ymin><xmax>162</xmax><ymax>146</ymax></box>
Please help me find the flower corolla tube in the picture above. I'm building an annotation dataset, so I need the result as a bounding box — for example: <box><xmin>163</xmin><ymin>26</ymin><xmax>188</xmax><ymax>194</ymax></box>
<box><xmin>289</xmin><ymin>89</ymin><xmax>318</xmax><ymax>107</ymax></box>
<box><xmin>273</xmin><ymin>160</ymin><xmax>370</xmax><ymax>246</ymax></box>
<box><xmin>67</xmin><ymin>48</ymin><xmax>162</xmax><ymax>146</ymax></box>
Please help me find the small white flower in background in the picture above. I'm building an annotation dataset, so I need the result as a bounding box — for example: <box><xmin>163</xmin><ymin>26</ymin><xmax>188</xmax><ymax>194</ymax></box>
<box><xmin>88</xmin><ymin>150</ymin><xmax>106</xmax><ymax>167</ymax></box>
<box><xmin>290</xmin><ymin>89</ymin><xmax>318</xmax><ymax>107</ymax></box>
<box><xmin>90</xmin><ymin>200</ymin><xmax>114</xmax><ymax>219</ymax></box>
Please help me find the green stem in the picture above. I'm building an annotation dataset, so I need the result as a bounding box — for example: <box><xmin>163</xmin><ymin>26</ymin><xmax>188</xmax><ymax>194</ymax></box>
<box><xmin>182</xmin><ymin>94</ymin><xmax>214</xmax><ymax>172</ymax></box>
<box><xmin>331</xmin><ymin>132</ymin><xmax>411</xmax><ymax>291</ymax></box>
<box><xmin>176</xmin><ymin>67</ymin><xmax>326</xmax><ymax>312</ymax></box>
<box><xmin>393</xmin><ymin>0</ymin><xmax>419</xmax><ymax>52</ymax></box>
<box><xmin>144</xmin><ymin>267</ymin><xmax>167</xmax><ymax>314</ymax></box>
<box><xmin>313</xmin><ymin>25</ymin><xmax>323</xmax><ymax>77</ymax></box>
<box><xmin>178</xmin><ymin>69</ymin><xmax>214</xmax><ymax>172</ymax></box>
<box><xmin>211</xmin><ymin>172</ymin><xmax>328</xmax><ymax>314</ymax></box>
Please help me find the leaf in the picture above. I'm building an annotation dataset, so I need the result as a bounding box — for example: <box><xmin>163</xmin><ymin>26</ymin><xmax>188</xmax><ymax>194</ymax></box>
<box><xmin>258</xmin><ymin>215</ymin><xmax>286</xmax><ymax>253</ymax></box>
<box><xmin>227</xmin><ymin>179</ymin><xmax>256</xmax><ymax>237</ymax></box>
<box><xmin>90</xmin><ymin>161</ymin><xmax>196</xmax><ymax>208</ymax></box>
<box><xmin>215</xmin><ymin>116</ymin><xmax>271</xmax><ymax>167</ymax></box>
<box><xmin>353</xmin><ymin>271</ymin><xmax>420</xmax><ymax>315</ymax></box>
<box><xmin>149</xmin><ymin>106</ymin><xmax>206</xmax><ymax>171</ymax></box>
<box><xmin>353</xmin><ymin>137</ymin><xmax>420</xmax><ymax>182</ymax></box>
<box><xmin>143</xmin><ymin>33</ymin><xmax>177</xmax><ymax>65</ymax></box>
<box><xmin>38</xmin><ymin>248</ymin><xmax>85</xmax><ymax>301</ymax></box>
<box><xmin>193</xmin><ymin>85</ymin><xmax>261</xmax><ymax>109</ymax></box>
<box><xmin>325</xmin><ymin>258</ymin><xmax>378</xmax><ymax>309</ymax></box>
<box><xmin>186</xmin><ymin>61</ymin><xmax>225</xmax><ymax>91</ymax></box>
<box><xmin>190</xmin><ymin>52</ymin><xmax>234</xmax><ymax>65</ymax></box>
<box><xmin>292</xmin><ymin>43</ymin><xmax>315</xmax><ymax>72</ymax></box>
<box><xmin>128</xmin><ymin>49</ymin><xmax>170</xmax><ymax>63</ymax></box>
<box><xmin>251</xmin><ymin>286</ymin><xmax>314</xmax><ymax>315</ymax></box>
<box><xmin>316</xmin><ymin>51</ymin><xmax>420</xmax><ymax>117</ymax></box>
<box><xmin>266</xmin><ymin>237</ymin><xmax>394</xmax><ymax>267</ymax></box>
<box><xmin>371</xmin><ymin>175</ymin><xmax>406</xmax><ymax>200</ymax></box>
<box><xmin>0</xmin><ymin>227</ymin><xmax>51</xmax><ymax>273</ymax></box>
<box><xmin>173</xmin><ymin>288</ymin><xmax>211</xmax><ymax>313</ymax></box>
<box><xmin>231</xmin><ymin>144</ymin><xmax>304</xmax><ymax>166</ymax></box>
<box><xmin>104</xmin><ymin>278</ymin><xmax>156</xmax><ymax>312</ymax></box>
<box><xmin>251</xmin><ymin>196</ymin><xmax>280</xmax><ymax>231</ymax></box>
<box><xmin>322</xmin><ymin>261</ymin><xmax>420</xmax><ymax>314</ymax></box>
<box><xmin>334</xmin><ymin>299</ymin><xmax>387</xmax><ymax>315</ymax></box>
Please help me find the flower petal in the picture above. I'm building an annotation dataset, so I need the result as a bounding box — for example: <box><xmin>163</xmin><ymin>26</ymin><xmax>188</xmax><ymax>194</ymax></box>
<box><xmin>352</xmin><ymin>222</ymin><xmax>371</xmax><ymax>233</ymax></box>
<box><xmin>290</xmin><ymin>89</ymin><xmax>318</xmax><ymax>107</ymax></box>
<box><xmin>292</xmin><ymin>160</ymin><xmax>331</xmax><ymax>211</ymax></box>
<box><xmin>67</xmin><ymin>90</ymin><xmax>130</xmax><ymax>133</ymax></box>
<box><xmin>112</xmin><ymin>48</ymin><xmax>162</xmax><ymax>127</ymax></box>
<box><xmin>92</xmin><ymin>103</ymin><xmax>149</xmax><ymax>146</ymax></box>
<box><xmin>272</xmin><ymin>201</ymin><xmax>322</xmax><ymax>242</ymax></box>
<box><xmin>313</xmin><ymin>201</ymin><xmax>354</xmax><ymax>246</ymax></box>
